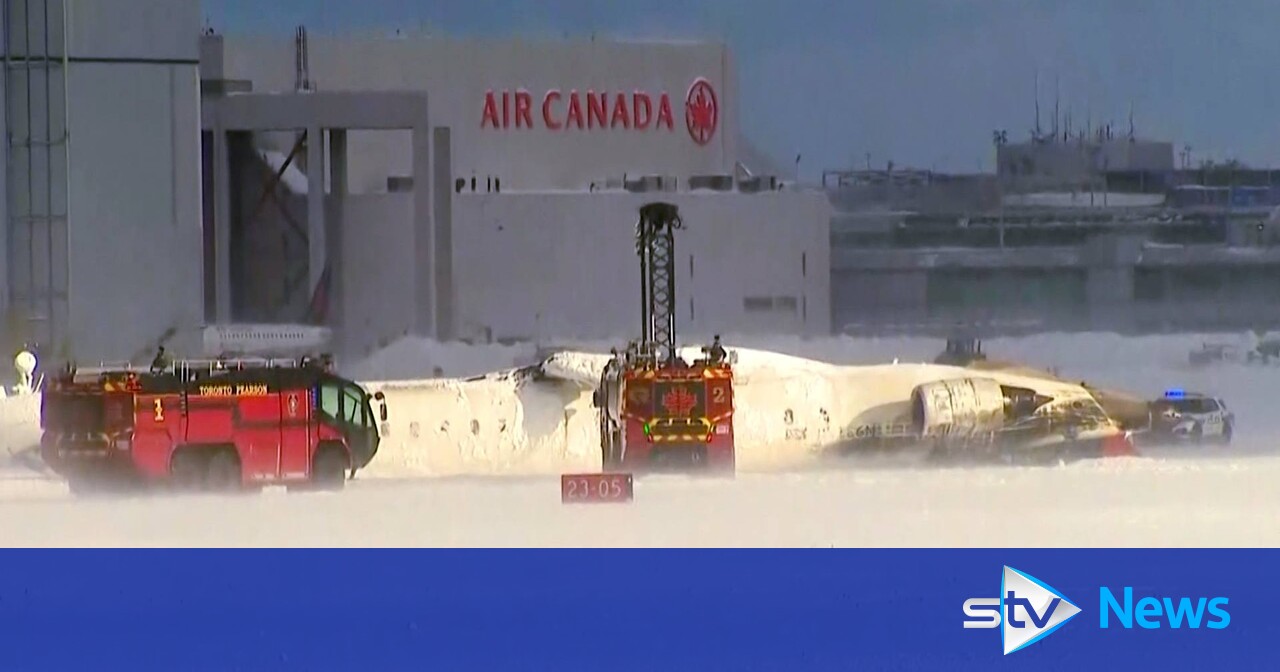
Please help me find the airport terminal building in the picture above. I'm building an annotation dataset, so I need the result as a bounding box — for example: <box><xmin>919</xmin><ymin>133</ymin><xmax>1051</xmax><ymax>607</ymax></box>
<box><xmin>827</xmin><ymin>136</ymin><xmax>1280</xmax><ymax>336</ymax></box>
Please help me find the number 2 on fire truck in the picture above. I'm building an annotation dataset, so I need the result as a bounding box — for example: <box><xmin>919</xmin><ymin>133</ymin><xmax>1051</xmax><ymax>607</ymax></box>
<box><xmin>153</xmin><ymin>398</ymin><xmax>164</xmax><ymax>422</ymax></box>
<box><xmin>711</xmin><ymin>386</ymin><xmax>726</xmax><ymax>404</ymax></box>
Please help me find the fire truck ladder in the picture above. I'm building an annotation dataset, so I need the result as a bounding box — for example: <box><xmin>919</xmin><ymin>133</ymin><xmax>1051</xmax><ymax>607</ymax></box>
<box><xmin>635</xmin><ymin>202</ymin><xmax>683</xmax><ymax>364</ymax></box>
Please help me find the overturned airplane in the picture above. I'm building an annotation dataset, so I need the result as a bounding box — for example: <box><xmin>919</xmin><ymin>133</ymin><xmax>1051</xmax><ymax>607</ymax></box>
<box><xmin>360</xmin><ymin>342</ymin><xmax>1165</xmax><ymax>479</ymax></box>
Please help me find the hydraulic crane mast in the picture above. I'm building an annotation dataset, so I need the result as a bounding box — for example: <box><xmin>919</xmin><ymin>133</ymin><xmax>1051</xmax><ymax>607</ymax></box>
<box><xmin>636</xmin><ymin>202</ymin><xmax>683</xmax><ymax>364</ymax></box>
<box><xmin>591</xmin><ymin>201</ymin><xmax>736</xmax><ymax>475</ymax></box>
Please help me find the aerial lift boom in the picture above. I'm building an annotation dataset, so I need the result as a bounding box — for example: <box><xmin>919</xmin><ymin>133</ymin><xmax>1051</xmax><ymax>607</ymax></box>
<box><xmin>593</xmin><ymin>202</ymin><xmax>736</xmax><ymax>474</ymax></box>
<box><xmin>635</xmin><ymin>202</ymin><xmax>683</xmax><ymax>365</ymax></box>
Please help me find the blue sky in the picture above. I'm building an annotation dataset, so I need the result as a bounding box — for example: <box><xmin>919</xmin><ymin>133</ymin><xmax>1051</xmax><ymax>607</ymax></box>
<box><xmin>204</xmin><ymin>0</ymin><xmax>1280</xmax><ymax>177</ymax></box>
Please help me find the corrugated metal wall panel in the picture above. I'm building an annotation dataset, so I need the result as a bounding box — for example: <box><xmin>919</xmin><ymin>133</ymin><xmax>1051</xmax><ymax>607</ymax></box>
<box><xmin>2</xmin><ymin>0</ymin><xmax>200</xmax><ymax>359</ymax></box>
<box><xmin>65</xmin><ymin>60</ymin><xmax>202</xmax><ymax>358</ymax></box>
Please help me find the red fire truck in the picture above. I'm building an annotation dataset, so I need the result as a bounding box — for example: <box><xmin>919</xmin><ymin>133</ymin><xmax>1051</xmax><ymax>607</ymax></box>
<box><xmin>39</xmin><ymin>356</ymin><xmax>383</xmax><ymax>494</ymax></box>
<box><xmin>601</xmin><ymin>353</ymin><xmax>735</xmax><ymax>472</ymax></box>
<box><xmin>593</xmin><ymin>203</ymin><xmax>737</xmax><ymax>474</ymax></box>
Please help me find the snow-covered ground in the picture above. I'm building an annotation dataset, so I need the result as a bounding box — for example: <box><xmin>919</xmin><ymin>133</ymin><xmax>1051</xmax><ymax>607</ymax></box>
<box><xmin>1</xmin><ymin>331</ymin><xmax>1278</xmax><ymax>547</ymax></box>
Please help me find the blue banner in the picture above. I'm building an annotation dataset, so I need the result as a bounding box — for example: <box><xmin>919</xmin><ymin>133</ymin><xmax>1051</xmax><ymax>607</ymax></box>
<box><xmin>0</xmin><ymin>550</ymin><xmax>1270</xmax><ymax>670</ymax></box>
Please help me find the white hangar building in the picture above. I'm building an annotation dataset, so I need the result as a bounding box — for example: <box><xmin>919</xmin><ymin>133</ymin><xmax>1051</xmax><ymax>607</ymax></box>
<box><xmin>0</xmin><ymin>0</ymin><xmax>832</xmax><ymax>362</ymax></box>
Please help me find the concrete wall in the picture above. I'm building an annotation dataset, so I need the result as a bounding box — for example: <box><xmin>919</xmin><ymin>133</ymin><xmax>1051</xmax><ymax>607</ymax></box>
<box><xmin>0</xmin><ymin>0</ymin><xmax>203</xmax><ymax>359</ymax></box>
<box><xmin>338</xmin><ymin>189</ymin><xmax>831</xmax><ymax>357</ymax></box>
<box><xmin>832</xmin><ymin>271</ymin><xmax>929</xmax><ymax>329</ymax></box>
<box><xmin>339</xmin><ymin>193</ymin><xmax>415</xmax><ymax>356</ymax></box>
<box><xmin>452</xmin><ymin>191</ymin><xmax>829</xmax><ymax>343</ymax></box>
<box><xmin>210</xmin><ymin>35</ymin><xmax>738</xmax><ymax>192</ymax></box>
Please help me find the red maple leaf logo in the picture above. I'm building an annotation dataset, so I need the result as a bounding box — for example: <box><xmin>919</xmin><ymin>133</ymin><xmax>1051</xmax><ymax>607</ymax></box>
<box><xmin>685</xmin><ymin>78</ymin><xmax>718</xmax><ymax>146</ymax></box>
<box><xmin>662</xmin><ymin>386</ymin><xmax>699</xmax><ymax>416</ymax></box>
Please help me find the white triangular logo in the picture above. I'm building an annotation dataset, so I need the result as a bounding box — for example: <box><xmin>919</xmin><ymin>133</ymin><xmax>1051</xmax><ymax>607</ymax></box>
<box><xmin>1001</xmin><ymin>566</ymin><xmax>1081</xmax><ymax>655</ymax></box>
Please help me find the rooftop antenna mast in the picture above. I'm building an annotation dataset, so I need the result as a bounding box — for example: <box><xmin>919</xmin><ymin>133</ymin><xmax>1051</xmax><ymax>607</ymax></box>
<box><xmin>295</xmin><ymin>25</ymin><xmax>313</xmax><ymax>92</ymax></box>
<box><xmin>1034</xmin><ymin>71</ymin><xmax>1042</xmax><ymax>139</ymax></box>
<box><xmin>1053</xmin><ymin>76</ymin><xmax>1060</xmax><ymax>142</ymax></box>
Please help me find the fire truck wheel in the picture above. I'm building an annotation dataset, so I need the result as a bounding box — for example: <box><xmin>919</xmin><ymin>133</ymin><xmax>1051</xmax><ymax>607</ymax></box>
<box><xmin>205</xmin><ymin>449</ymin><xmax>243</xmax><ymax>492</ymax></box>
<box><xmin>312</xmin><ymin>444</ymin><xmax>348</xmax><ymax>491</ymax></box>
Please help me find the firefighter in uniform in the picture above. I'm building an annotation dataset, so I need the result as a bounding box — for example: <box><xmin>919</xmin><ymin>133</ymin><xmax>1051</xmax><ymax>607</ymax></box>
<box><xmin>150</xmin><ymin>346</ymin><xmax>172</xmax><ymax>374</ymax></box>
<box><xmin>707</xmin><ymin>335</ymin><xmax>727</xmax><ymax>364</ymax></box>
<box><xmin>601</xmin><ymin>349</ymin><xmax>623</xmax><ymax>419</ymax></box>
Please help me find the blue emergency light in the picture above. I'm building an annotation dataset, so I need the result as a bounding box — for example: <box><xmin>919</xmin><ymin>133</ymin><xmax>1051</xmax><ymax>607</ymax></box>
<box><xmin>1164</xmin><ymin>388</ymin><xmax>1186</xmax><ymax>399</ymax></box>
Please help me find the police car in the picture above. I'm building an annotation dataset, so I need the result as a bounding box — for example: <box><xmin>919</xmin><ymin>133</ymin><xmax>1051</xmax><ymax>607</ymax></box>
<box><xmin>1148</xmin><ymin>390</ymin><xmax>1234</xmax><ymax>445</ymax></box>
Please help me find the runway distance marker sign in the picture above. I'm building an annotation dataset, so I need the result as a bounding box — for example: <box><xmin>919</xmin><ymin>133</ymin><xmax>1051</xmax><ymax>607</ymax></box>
<box><xmin>561</xmin><ymin>473</ymin><xmax>634</xmax><ymax>504</ymax></box>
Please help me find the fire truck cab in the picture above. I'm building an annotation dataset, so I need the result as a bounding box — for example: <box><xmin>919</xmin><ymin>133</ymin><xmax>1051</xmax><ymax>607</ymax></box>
<box><xmin>598</xmin><ymin>345</ymin><xmax>735</xmax><ymax>473</ymax></box>
<box><xmin>40</xmin><ymin>356</ymin><xmax>384</xmax><ymax>494</ymax></box>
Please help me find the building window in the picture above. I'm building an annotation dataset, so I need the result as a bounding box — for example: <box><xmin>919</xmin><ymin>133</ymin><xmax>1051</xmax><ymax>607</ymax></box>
<box><xmin>744</xmin><ymin>296</ymin><xmax>799</xmax><ymax>315</ymax></box>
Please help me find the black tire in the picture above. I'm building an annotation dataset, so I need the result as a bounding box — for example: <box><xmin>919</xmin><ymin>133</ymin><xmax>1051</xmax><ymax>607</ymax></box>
<box><xmin>1219</xmin><ymin>421</ymin><xmax>1234</xmax><ymax>445</ymax></box>
<box><xmin>170</xmin><ymin>450</ymin><xmax>207</xmax><ymax>491</ymax></box>
<box><xmin>312</xmin><ymin>445</ymin><xmax>348</xmax><ymax>491</ymax></box>
<box><xmin>205</xmin><ymin>449</ymin><xmax>242</xmax><ymax>492</ymax></box>
<box><xmin>603</xmin><ymin>429</ymin><xmax>622</xmax><ymax>468</ymax></box>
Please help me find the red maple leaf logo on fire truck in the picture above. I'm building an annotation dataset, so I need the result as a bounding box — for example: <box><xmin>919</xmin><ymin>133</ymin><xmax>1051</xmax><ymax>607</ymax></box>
<box><xmin>662</xmin><ymin>386</ymin><xmax>699</xmax><ymax>417</ymax></box>
<box><xmin>685</xmin><ymin>78</ymin><xmax>718</xmax><ymax>146</ymax></box>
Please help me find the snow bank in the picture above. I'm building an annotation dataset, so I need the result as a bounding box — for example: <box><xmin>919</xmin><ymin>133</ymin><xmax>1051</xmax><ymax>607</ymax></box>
<box><xmin>344</xmin><ymin>337</ymin><xmax>532</xmax><ymax>381</ymax></box>
<box><xmin>0</xmin><ymin>393</ymin><xmax>43</xmax><ymax>475</ymax></box>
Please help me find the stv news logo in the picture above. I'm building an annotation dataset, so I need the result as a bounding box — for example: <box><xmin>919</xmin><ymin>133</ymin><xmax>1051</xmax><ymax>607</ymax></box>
<box><xmin>962</xmin><ymin>566</ymin><xmax>1081</xmax><ymax>656</ymax></box>
<box><xmin>963</xmin><ymin>566</ymin><xmax>1233</xmax><ymax>656</ymax></box>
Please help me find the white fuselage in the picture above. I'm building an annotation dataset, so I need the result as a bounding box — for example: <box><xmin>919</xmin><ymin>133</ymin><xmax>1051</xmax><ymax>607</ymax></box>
<box><xmin>201</xmin><ymin>324</ymin><xmax>332</xmax><ymax>357</ymax></box>
<box><xmin>359</xmin><ymin>348</ymin><xmax>1124</xmax><ymax>478</ymax></box>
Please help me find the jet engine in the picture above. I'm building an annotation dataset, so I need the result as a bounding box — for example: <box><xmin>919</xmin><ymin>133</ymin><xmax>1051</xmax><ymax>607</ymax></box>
<box><xmin>911</xmin><ymin>378</ymin><xmax>1053</xmax><ymax>439</ymax></box>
